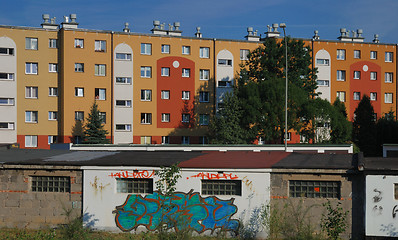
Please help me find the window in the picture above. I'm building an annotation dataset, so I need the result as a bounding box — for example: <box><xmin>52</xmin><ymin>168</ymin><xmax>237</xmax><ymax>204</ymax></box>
<box><xmin>95</xmin><ymin>64</ymin><xmax>106</xmax><ymax>76</ymax></box>
<box><xmin>370</xmin><ymin>72</ymin><xmax>377</xmax><ymax>80</ymax></box>
<box><xmin>317</xmin><ymin>80</ymin><xmax>329</xmax><ymax>86</ymax></box>
<box><xmin>199</xmin><ymin>114</ymin><xmax>209</xmax><ymax>125</ymax></box>
<box><xmin>289</xmin><ymin>180</ymin><xmax>340</xmax><ymax>198</ymax></box>
<box><xmin>218</xmin><ymin>80</ymin><xmax>233</xmax><ymax>87</ymax></box>
<box><xmin>75</xmin><ymin>111</ymin><xmax>84</xmax><ymax>121</ymax></box>
<box><xmin>182</xmin><ymin>114</ymin><xmax>190</xmax><ymax>123</ymax></box>
<box><xmin>141</xmin><ymin>136</ymin><xmax>151</xmax><ymax>144</ymax></box>
<box><xmin>370</xmin><ymin>92</ymin><xmax>377</xmax><ymax>101</ymax></box>
<box><xmin>25</xmin><ymin>63</ymin><xmax>38</xmax><ymax>74</ymax></box>
<box><xmin>115</xmin><ymin>124</ymin><xmax>131</xmax><ymax>131</ymax></box>
<box><xmin>337</xmin><ymin>70</ymin><xmax>346</xmax><ymax>81</ymax></box>
<box><xmin>141</xmin><ymin>66</ymin><xmax>151</xmax><ymax>78</ymax></box>
<box><xmin>25</xmin><ymin>111</ymin><xmax>38</xmax><ymax>123</ymax></box>
<box><xmin>385</xmin><ymin>52</ymin><xmax>393</xmax><ymax>62</ymax></box>
<box><xmin>258</xmin><ymin>137</ymin><xmax>264</xmax><ymax>145</ymax></box>
<box><xmin>161</xmin><ymin>44</ymin><xmax>170</xmax><ymax>54</ymax></box>
<box><xmin>200</xmin><ymin>47</ymin><xmax>210</xmax><ymax>58</ymax></box>
<box><xmin>395</xmin><ymin>184</ymin><xmax>398</xmax><ymax>200</ymax></box>
<box><xmin>385</xmin><ymin>93</ymin><xmax>393</xmax><ymax>103</ymax></box>
<box><xmin>75</xmin><ymin>87</ymin><xmax>84</xmax><ymax>97</ymax></box>
<box><xmin>48</xmin><ymin>136</ymin><xmax>58</xmax><ymax>145</ymax></box>
<box><xmin>354</xmin><ymin>50</ymin><xmax>361</xmax><ymax>59</ymax></box>
<box><xmin>337</xmin><ymin>91</ymin><xmax>346</xmax><ymax>102</ymax></box>
<box><xmin>116</xmin><ymin>100</ymin><xmax>131</xmax><ymax>107</ymax></box>
<box><xmin>161</xmin><ymin>113</ymin><xmax>170</xmax><ymax>122</ymax></box>
<box><xmin>141</xmin><ymin>43</ymin><xmax>152</xmax><ymax>55</ymax></box>
<box><xmin>218</xmin><ymin>59</ymin><xmax>232</xmax><ymax>66</ymax></box>
<box><xmin>0</xmin><ymin>98</ymin><xmax>14</xmax><ymax>105</ymax></box>
<box><xmin>353</xmin><ymin>92</ymin><xmax>361</xmax><ymax>101</ymax></box>
<box><xmin>49</xmin><ymin>39</ymin><xmax>57</xmax><ymax>48</ymax></box>
<box><xmin>182</xmin><ymin>91</ymin><xmax>190</xmax><ymax>100</ymax></box>
<box><xmin>25</xmin><ymin>87</ymin><xmax>38</xmax><ymax>99</ymax></box>
<box><xmin>95</xmin><ymin>40</ymin><xmax>106</xmax><ymax>52</ymax></box>
<box><xmin>75</xmin><ymin>63</ymin><xmax>84</xmax><ymax>72</ymax></box>
<box><xmin>370</xmin><ymin>51</ymin><xmax>377</xmax><ymax>59</ymax></box>
<box><xmin>25</xmin><ymin>38</ymin><xmax>38</xmax><ymax>50</ymax></box>
<box><xmin>140</xmin><ymin>89</ymin><xmax>152</xmax><ymax>101</ymax></box>
<box><xmin>25</xmin><ymin>136</ymin><xmax>38</xmax><ymax>147</ymax></box>
<box><xmin>0</xmin><ymin>73</ymin><xmax>14</xmax><ymax>80</ymax></box>
<box><xmin>74</xmin><ymin>39</ymin><xmax>84</xmax><ymax>48</ymax></box>
<box><xmin>200</xmin><ymin>69</ymin><xmax>210</xmax><ymax>80</ymax></box>
<box><xmin>240</xmin><ymin>49</ymin><xmax>250</xmax><ymax>60</ymax></box>
<box><xmin>31</xmin><ymin>176</ymin><xmax>70</xmax><ymax>192</ymax></box>
<box><xmin>182</xmin><ymin>46</ymin><xmax>190</xmax><ymax>55</ymax></box>
<box><xmin>336</xmin><ymin>49</ymin><xmax>345</xmax><ymax>60</ymax></box>
<box><xmin>316</xmin><ymin>59</ymin><xmax>329</xmax><ymax>66</ymax></box>
<box><xmin>48</xmin><ymin>111</ymin><xmax>58</xmax><ymax>121</ymax></box>
<box><xmin>141</xmin><ymin>113</ymin><xmax>152</xmax><ymax>124</ymax></box>
<box><xmin>182</xmin><ymin>68</ymin><xmax>190</xmax><ymax>77</ymax></box>
<box><xmin>353</xmin><ymin>71</ymin><xmax>360</xmax><ymax>79</ymax></box>
<box><xmin>202</xmin><ymin>180</ymin><xmax>241</xmax><ymax>196</ymax></box>
<box><xmin>116</xmin><ymin>77</ymin><xmax>132</xmax><ymax>84</ymax></box>
<box><xmin>0</xmin><ymin>122</ymin><xmax>14</xmax><ymax>130</ymax></box>
<box><xmin>99</xmin><ymin>112</ymin><xmax>106</xmax><ymax>124</ymax></box>
<box><xmin>199</xmin><ymin>136</ymin><xmax>209</xmax><ymax>144</ymax></box>
<box><xmin>162</xmin><ymin>136</ymin><xmax>169</xmax><ymax>144</ymax></box>
<box><xmin>116</xmin><ymin>178</ymin><xmax>153</xmax><ymax>194</ymax></box>
<box><xmin>199</xmin><ymin>91</ymin><xmax>209</xmax><ymax>102</ymax></box>
<box><xmin>115</xmin><ymin>53</ymin><xmax>131</xmax><ymax>60</ymax></box>
<box><xmin>49</xmin><ymin>63</ymin><xmax>58</xmax><ymax>73</ymax></box>
<box><xmin>385</xmin><ymin>72</ymin><xmax>393</xmax><ymax>83</ymax></box>
<box><xmin>182</xmin><ymin>136</ymin><xmax>190</xmax><ymax>144</ymax></box>
<box><xmin>0</xmin><ymin>48</ymin><xmax>14</xmax><ymax>55</ymax></box>
<box><xmin>95</xmin><ymin>88</ymin><xmax>106</xmax><ymax>100</ymax></box>
<box><xmin>161</xmin><ymin>67</ymin><xmax>170</xmax><ymax>77</ymax></box>
<box><xmin>161</xmin><ymin>90</ymin><xmax>170</xmax><ymax>100</ymax></box>
<box><xmin>286</xmin><ymin>132</ymin><xmax>291</xmax><ymax>141</ymax></box>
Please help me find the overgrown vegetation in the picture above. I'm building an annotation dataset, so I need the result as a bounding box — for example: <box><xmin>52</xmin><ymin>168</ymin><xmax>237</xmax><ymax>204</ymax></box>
<box><xmin>320</xmin><ymin>201</ymin><xmax>348</xmax><ymax>240</ymax></box>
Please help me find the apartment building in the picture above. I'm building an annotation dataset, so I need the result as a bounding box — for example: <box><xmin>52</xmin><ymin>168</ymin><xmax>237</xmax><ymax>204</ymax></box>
<box><xmin>0</xmin><ymin>14</ymin><xmax>396</xmax><ymax>148</ymax></box>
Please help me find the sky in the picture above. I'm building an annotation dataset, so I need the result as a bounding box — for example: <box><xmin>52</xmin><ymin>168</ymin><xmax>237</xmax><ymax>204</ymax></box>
<box><xmin>1</xmin><ymin>0</ymin><xmax>398</xmax><ymax>44</ymax></box>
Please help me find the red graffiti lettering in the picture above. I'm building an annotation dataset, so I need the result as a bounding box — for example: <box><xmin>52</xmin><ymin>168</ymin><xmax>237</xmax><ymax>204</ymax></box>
<box><xmin>188</xmin><ymin>172</ymin><xmax>239</xmax><ymax>180</ymax></box>
<box><xmin>109</xmin><ymin>170</ymin><xmax>155</xmax><ymax>179</ymax></box>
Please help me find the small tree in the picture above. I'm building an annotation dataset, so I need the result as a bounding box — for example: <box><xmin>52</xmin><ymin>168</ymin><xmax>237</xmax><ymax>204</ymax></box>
<box><xmin>71</xmin><ymin>120</ymin><xmax>85</xmax><ymax>144</ymax></box>
<box><xmin>330</xmin><ymin>99</ymin><xmax>352</xmax><ymax>144</ymax></box>
<box><xmin>375</xmin><ymin>111</ymin><xmax>398</xmax><ymax>155</ymax></box>
<box><xmin>83</xmin><ymin>101</ymin><xmax>109</xmax><ymax>144</ymax></box>
<box><xmin>320</xmin><ymin>201</ymin><xmax>348</xmax><ymax>240</ymax></box>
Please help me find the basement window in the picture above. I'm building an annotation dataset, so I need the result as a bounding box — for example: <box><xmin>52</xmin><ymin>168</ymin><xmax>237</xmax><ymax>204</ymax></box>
<box><xmin>289</xmin><ymin>180</ymin><xmax>340</xmax><ymax>198</ymax></box>
<box><xmin>31</xmin><ymin>176</ymin><xmax>70</xmax><ymax>192</ymax></box>
<box><xmin>202</xmin><ymin>180</ymin><xmax>242</xmax><ymax>196</ymax></box>
<box><xmin>116</xmin><ymin>178</ymin><xmax>153</xmax><ymax>194</ymax></box>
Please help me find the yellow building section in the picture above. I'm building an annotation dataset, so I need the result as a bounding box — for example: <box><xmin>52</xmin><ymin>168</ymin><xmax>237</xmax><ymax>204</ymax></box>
<box><xmin>59</xmin><ymin>29</ymin><xmax>112</xmax><ymax>143</ymax></box>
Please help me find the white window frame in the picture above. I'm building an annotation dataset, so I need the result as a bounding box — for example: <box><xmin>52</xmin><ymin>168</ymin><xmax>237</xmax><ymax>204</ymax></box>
<box><xmin>353</xmin><ymin>92</ymin><xmax>361</xmax><ymax>101</ymax></box>
<box><xmin>182</xmin><ymin>114</ymin><xmax>190</xmax><ymax>123</ymax></box>
<box><xmin>370</xmin><ymin>92</ymin><xmax>377</xmax><ymax>101</ymax></box>
<box><xmin>0</xmin><ymin>73</ymin><xmax>14</xmax><ymax>80</ymax></box>
<box><xmin>141</xmin><ymin>113</ymin><xmax>152</xmax><ymax>124</ymax></box>
<box><xmin>200</xmin><ymin>47</ymin><xmax>210</xmax><ymax>58</ymax></box>
<box><xmin>25</xmin><ymin>135</ymin><xmax>37</xmax><ymax>147</ymax></box>
<box><xmin>115</xmin><ymin>53</ymin><xmax>131</xmax><ymax>61</ymax></box>
<box><xmin>48</xmin><ymin>111</ymin><xmax>58</xmax><ymax>121</ymax></box>
<box><xmin>161</xmin><ymin>113</ymin><xmax>170</xmax><ymax>122</ymax></box>
<box><xmin>141</xmin><ymin>43</ymin><xmax>152</xmax><ymax>55</ymax></box>
<box><xmin>115</xmin><ymin>77</ymin><xmax>132</xmax><ymax>84</ymax></box>
<box><xmin>161</xmin><ymin>67</ymin><xmax>170</xmax><ymax>77</ymax></box>
<box><xmin>354</xmin><ymin>50</ymin><xmax>361</xmax><ymax>59</ymax></box>
<box><xmin>74</xmin><ymin>39</ymin><xmax>84</xmax><ymax>48</ymax></box>
<box><xmin>49</xmin><ymin>39</ymin><xmax>57</xmax><ymax>48</ymax></box>
<box><xmin>25</xmin><ymin>63</ymin><xmax>38</xmax><ymax>74</ymax></box>
<box><xmin>116</xmin><ymin>100</ymin><xmax>131</xmax><ymax>107</ymax></box>
<box><xmin>370</xmin><ymin>51</ymin><xmax>377</xmax><ymax>59</ymax></box>
<box><xmin>140</xmin><ymin>89</ymin><xmax>152</xmax><ymax>101</ymax></box>
<box><xmin>25</xmin><ymin>111</ymin><xmax>38</xmax><ymax>123</ymax></box>
<box><xmin>162</xmin><ymin>136</ymin><xmax>169</xmax><ymax>144</ymax></box>
<box><xmin>95</xmin><ymin>88</ymin><xmax>106</xmax><ymax>100</ymax></box>
<box><xmin>385</xmin><ymin>72</ymin><xmax>393</xmax><ymax>83</ymax></box>
<box><xmin>49</xmin><ymin>87</ymin><xmax>58</xmax><ymax>96</ymax></box>
<box><xmin>182</xmin><ymin>68</ymin><xmax>190</xmax><ymax>78</ymax></box>
<box><xmin>161</xmin><ymin>44</ymin><xmax>170</xmax><ymax>54</ymax></box>
<box><xmin>25</xmin><ymin>38</ymin><xmax>38</xmax><ymax>50</ymax></box>
<box><xmin>370</xmin><ymin>72</ymin><xmax>377</xmax><ymax>80</ymax></box>
<box><xmin>0</xmin><ymin>122</ymin><xmax>15</xmax><ymax>130</ymax></box>
<box><xmin>337</xmin><ymin>70</ymin><xmax>346</xmax><ymax>81</ymax></box>
<box><xmin>337</xmin><ymin>91</ymin><xmax>346</xmax><ymax>102</ymax></box>
<box><xmin>75</xmin><ymin>111</ymin><xmax>84</xmax><ymax>121</ymax></box>
<box><xmin>218</xmin><ymin>80</ymin><xmax>233</xmax><ymax>87</ymax></box>
<box><xmin>99</xmin><ymin>112</ymin><xmax>106</xmax><ymax>124</ymax></box>
<box><xmin>140</xmin><ymin>136</ymin><xmax>152</xmax><ymax>145</ymax></box>
<box><xmin>49</xmin><ymin>63</ymin><xmax>58</xmax><ymax>73</ymax></box>
<box><xmin>317</xmin><ymin>80</ymin><xmax>329</xmax><ymax>87</ymax></box>
<box><xmin>48</xmin><ymin>136</ymin><xmax>57</xmax><ymax>145</ymax></box>
<box><xmin>200</xmin><ymin>69</ymin><xmax>210</xmax><ymax>80</ymax></box>
<box><xmin>0</xmin><ymin>48</ymin><xmax>14</xmax><ymax>55</ymax></box>
<box><xmin>95</xmin><ymin>64</ymin><xmax>106</xmax><ymax>76</ymax></box>
<box><xmin>337</xmin><ymin>49</ymin><xmax>345</xmax><ymax>60</ymax></box>
<box><xmin>199</xmin><ymin>92</ymin><xmax>209</xmax><ymax>102</ymax></box>
<box><xmin>161</xmin><ymin>90</ymin><xmax>170</xmax><ymax>100</ymax></box>
<box><xmin>95</xmin><ymin>40</ymin><xmax>106</xmax><ymax>52</ymax></box>
<box><xmin>240</xmin><ymin>49</ymin><xmax>250</xmax><ymax>61</ymax></box>
<box><xmin>385</xmin><ymin>52</ymin><xmax>393</xmax><ymax>62</ymax></box>
<box><xmin>199</xmin><ymin>114</ymin><xmax>209</xmax><ymax>126</ymax></box>
<box><xmin>0</xmin><ymin>98</ymin><xmax>14</xmax><ymax>105</ymax></box>
<box><xmin>75</xmin><ymin>63</ymin><xmax>84</xmax><ymax>72</ymax></box>
<box><xmin>182</xmin><ymin>91</ymin><xmax>190</xmax><ymax>100</ymax></box>
<box><xmin>218</xmin><ymin>59</ymin><xmax>232</xmax><ymax>66</ymax></box>
<box><xmin>182</xmin><ymin>46</ymin><xmax>191</xmax><ymax>55</ymax></box>
<box><xmin>182</xmin><ymin>136</ymin><xmax>190</xmax><ymax>144</ymax></box>
<box><xmin>353</xmin><ymin>71</ymin><xmax>360</xmax><ymax>79</ymax></box>
<box><xmin>141</xmin><ymin>66</ymin><xmax>152</xmax><ymax>78</ymax></box>
<box><xmin>116</xmin><ymin>124</ymin><xmax>131</xmax><ymax>131</ymax></box>
<box><xmin>385</xmin><ymin>93</ymin><xmax>393</xmax><ymax>104</ymax></box>
<box><xmin>25</xmin><ymin>87</ymin><xmax>38</xmax><ymax>99</ymax></box>
<box><xmin>316</xmin><ymin>59</ymin><xmax>330</xmax><ymax>66</ymax></box>
<box><xmin>75</xmin><ymin>87</ymin><xmax>84</xmax><ymax>97</ymax></box>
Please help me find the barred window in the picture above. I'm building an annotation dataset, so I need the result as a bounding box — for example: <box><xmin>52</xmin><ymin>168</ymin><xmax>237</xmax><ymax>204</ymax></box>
<box><xmin>202</xmin><ymin>180</ymin><xmax>241</xmax><ymax>196</ymax></box>
<box><xmin>289</xmin><ymin>180</ymin><xmax>340</xmax><ymax>198</ymax></box>
<box><xmin>31</xmin><ymin>176</ymin><xmax>70</xmax><ymax>192</ymax></box>
<box><xmin>116</xmin><ymin>178</ymin><xmax>153</xmax><ymax>194</ymax></box>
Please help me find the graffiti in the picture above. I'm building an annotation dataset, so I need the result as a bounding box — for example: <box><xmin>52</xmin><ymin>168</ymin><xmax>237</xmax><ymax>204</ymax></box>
<box><xmin>242</xmin><ymin>176</ymin><xmax>254</xmax><ymax>192</ymax></box>
<box><xmin>90</xmin><ymin>176</ymin><xmax>110</xmax><ymax>192</ymax></box>
<box><xmin>187</xmin><ymin>172</ymin><xmax>238</xmax><ymax>180</ymax></box>
<box><xmin>373</xmin><ymin>188</ymin><xmax>382</xmax><ymax>203</ymax></box>
<box><xmin>372</xmin><ymin>205</ymin><xmax>383</xmax><ymax>215</ymax></box>
<box><xmin>109</xmin><ymin>170</ymin><xmax>154</xmax><ymax>179</ymax></box>
<box><xmin>393</xmin><ymin>205</ymin><xmax>398</xmax><ymax>218</ymax></box>
<box><xmin>380</xmin><ymin>223</ymin><xmax>398</xmax><ymax>237</ymax></box>
<box><xmin>113</xmin><ymin>189</ymin><xmax>239</xmax><ymax>233</ymax></box>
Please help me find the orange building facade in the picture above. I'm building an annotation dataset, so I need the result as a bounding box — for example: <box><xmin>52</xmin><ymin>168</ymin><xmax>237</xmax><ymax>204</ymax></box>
<box><xmin>0</xmin><ymin>15</ymin><xmax>396</xmax><ymax>148</ymax></box>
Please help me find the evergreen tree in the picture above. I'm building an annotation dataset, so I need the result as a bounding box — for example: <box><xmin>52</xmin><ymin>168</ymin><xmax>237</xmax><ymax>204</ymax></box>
<box><xmin>330</xmin><ymin>99</ymin><xmax>352</xmax><ymax>144</ymax></box>
<box><xmin>209</xmin><ymin>92</ymin><xmax>247</xmax><ymax>144</ymax></box>
<box><xmin>352</xmin><ymin>95</ymin><xmax>377</xmax><ymax>156</ymax></box>
<box><xmin>83</xmin><ymin>101</ymin><xmax>109</xmax><ymax>144</ymax></box>
<box><xmin>71</xmin><ymin>120</ymin><xmax>85</xmax><ymax>144</ymax></box>
<box><xmin>375</xmin><ymin>111</ymin><xmax>398</xmax><ymax>155</ymax></box>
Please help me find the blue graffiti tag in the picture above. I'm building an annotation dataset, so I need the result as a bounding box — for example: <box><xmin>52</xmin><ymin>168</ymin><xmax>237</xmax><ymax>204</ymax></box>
<box><xmin>113</xmin><ymin>190</ymin><xmax>239</xmax><ymax>233</ymax></box>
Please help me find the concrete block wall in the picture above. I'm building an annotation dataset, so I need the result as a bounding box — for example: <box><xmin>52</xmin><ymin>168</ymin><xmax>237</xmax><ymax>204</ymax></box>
<box><xmin>0</xmin><ymin>167</ymin><xmax>82</xmax><ymax>229</ymax></box>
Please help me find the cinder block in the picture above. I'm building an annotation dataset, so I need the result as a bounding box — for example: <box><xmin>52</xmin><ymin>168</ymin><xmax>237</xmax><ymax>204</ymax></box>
<box><xmin>5</xmin><ymin>199</ymin><xmax>20</xmax><ymax>207</ymax></box>
<box><xmin>45</xmin><ymin>216</ymin><xmax>67</xmax><ymax>225</ymax></box>
<box><xmin>21</xmin><ymin>193</ymin><xmax>35</xmax><ymax>201</ymax></box>
<box><xmin>7</xmin><ymin>192</ymin><xmax>21</xmax><ymax>201</ymax></box>
<box><xmin>25</xmin><ymin>207</ymin><xmax>40</xmax><ymax>216</ymax></box>
<box><xmin>39</xmin><ymin>207</ymin><xmax>54</xmax><ymax>217</ymax></box>
<box><xmin>32</xmin><ymin>215</ymin><xmax>46</xmax><ymax>223</ymax></box>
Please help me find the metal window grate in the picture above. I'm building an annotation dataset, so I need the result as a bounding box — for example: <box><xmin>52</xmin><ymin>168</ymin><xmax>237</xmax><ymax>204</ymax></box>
<box><xmin>31</xmin><ymin>176</ymin><xmax>70</xmax><ymax>192</ymax></box>
<box><xmin>289</xmin><ymin>180</ymin><xmax>340</xmax><ymax>198</ymax></box>
<box><xmin>202</xmin><ymin>180</ymin><xmax>241</xmax><ymax>196</ymax></box>
<box><xmin>116</xmin><ymin>178</ymin><xmax>153</xmax><ymax>194</ymax></box>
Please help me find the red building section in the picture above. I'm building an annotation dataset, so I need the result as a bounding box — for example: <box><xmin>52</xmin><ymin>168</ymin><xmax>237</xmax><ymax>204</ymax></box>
<box><xmin>157</xmin><ymin>57</ymin><xmax>195</xmax><ymax>129</ymax></box>
<box><xmin>349</xmin><ymin>61</ymin><xmax>381</xmax><ymax>118</ymax></box>
<box><xmin>17</xmin><ymin>135</ymin><xmax>50</xmax><ymax>149</ymax></box>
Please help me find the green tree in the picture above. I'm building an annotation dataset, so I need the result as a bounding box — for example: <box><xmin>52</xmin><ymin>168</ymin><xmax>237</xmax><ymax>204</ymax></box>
<box><xmin>320</xmin><ymin>201</ymin><xmax>348</xmax><ymax>240</ymax></box>
<box><xmin>375</xmin><ymin>111</ymin><xmax>398</xmax><ymax>155</ymax></box>
<box><xmin>352</xmin><ymin>95</ymin><xmax>377</xmax><ymax>156</ymax></box>
<box><xmin>83</xmin><ymin>101</ymin><xmax>109</xmax><ymax>144</ymax></box>
<box><xmin>71</xmin><ymin>120</ymin><xmax>85</xmax><ymax>144</ymax></box>
<box><xmin>209</xmin><ymin>92</ymin><xmax>247</xmax><ymax>144</ymax></box>
<box><xmin>237</xmin><ymin>37</ymin><xmax>317</xmax><ymax>143</ymax></box>
<box><xmin>330</xmin><ymin>99</ymin><xmax>352</xmax><ymax>144</ymax></box>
